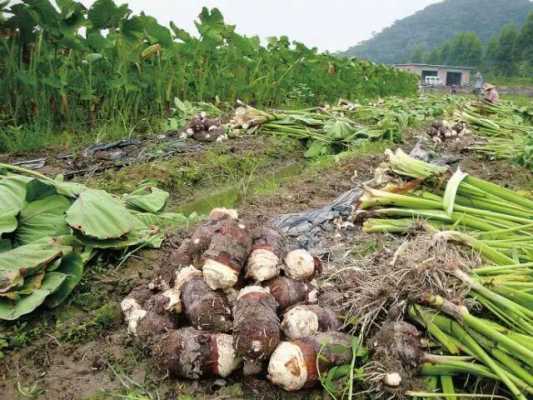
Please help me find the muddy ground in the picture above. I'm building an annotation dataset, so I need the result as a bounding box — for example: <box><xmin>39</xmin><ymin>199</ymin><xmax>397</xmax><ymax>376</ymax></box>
<box><xmin>1</xmin><ymin>126</ymin><xmax>532</xmax><ymax>400</ymax></box>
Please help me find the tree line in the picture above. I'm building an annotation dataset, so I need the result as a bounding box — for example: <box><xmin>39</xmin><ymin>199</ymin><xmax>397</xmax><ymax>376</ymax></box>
<box><xmin>409</xmin><ymin>12</ymin><xmax>533</xmax><ymax>77</ymax></box>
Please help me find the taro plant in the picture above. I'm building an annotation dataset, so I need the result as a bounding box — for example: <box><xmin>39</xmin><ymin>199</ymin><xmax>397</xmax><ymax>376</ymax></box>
<box><xmin>0</xmin><ymin>0</ymin><xmax>418</xmax><ymax>148</ymax></box>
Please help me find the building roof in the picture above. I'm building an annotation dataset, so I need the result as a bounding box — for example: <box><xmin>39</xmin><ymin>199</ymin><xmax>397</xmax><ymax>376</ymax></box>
<box><xmin>394</xmin><ymin>63</ymin><xmax>476</xmax><ymax>71</ymax></box>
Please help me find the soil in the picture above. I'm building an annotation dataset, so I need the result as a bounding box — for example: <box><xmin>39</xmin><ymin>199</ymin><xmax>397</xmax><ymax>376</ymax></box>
<box><xmin>1</xmin><ymin>125</ymin><xmax>532</xmax><ymax>400</ymax></box>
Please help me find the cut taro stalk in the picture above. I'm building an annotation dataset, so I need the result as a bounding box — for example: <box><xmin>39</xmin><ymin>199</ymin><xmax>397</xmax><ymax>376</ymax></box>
<box><xmin>265</xmin><ymin>276</ymin><xmax>318</xmax><ymax>311</ymax></box>
<box><xmin>281</xmin><ymin>305</ymin><xmax>340</xmax><ymax>339</ymax></box>
<box><xmin>283</xmin><ymin>249</ymin><xmax>320</xmax><ymax>281</ymax></box>
<box><xmin>233</xmin><ymin>286</ymin><xmax>280</xmax><ymax>366</ymax></box>
<box><xmin>153</xmin><ymin>327</ymin><xmax>241</xmax><ymax>379</ymax></box>
<box><xmin>175</xmin><ymin>266</ymin><xmax>232</xmax><ymax>332</ymax></box>
<box><xmin>202</xmin><ymin>219</ymin><xmax>252</xmax><ymax>290</ymax></box>
<box><xmin>245</xmin><ymin>227</ymin><xmax>285</xmax><ymax>282</ymax></box>
<box><xmin>268</xmin><ymin>332</ymin><xmax>354</xmax><ymax>391</ymax></box>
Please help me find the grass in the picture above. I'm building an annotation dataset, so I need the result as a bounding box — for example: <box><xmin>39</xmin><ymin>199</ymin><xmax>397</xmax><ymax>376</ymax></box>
<box><xmin>87</xmin><ymin>136</ymin><xmax>303</xmax><ymax>198</ymax></box>
<box><xmin>0</xmin><ymin>117</ymin><xmax>166</xmax><ymax>154</ymax></box>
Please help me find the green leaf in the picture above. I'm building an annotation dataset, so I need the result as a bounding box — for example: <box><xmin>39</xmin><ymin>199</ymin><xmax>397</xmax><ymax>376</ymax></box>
<box><xmin>74</xmin><ymin>226</ymin><xmax>163</xmax><ymax>250</ymax></box>
<box><xmin>66</xmin><ymin>189</ymin><xmax>133</xmax><ymax>240</ymax></box>
<box><xmin>0</xmin><ymin>272</ymin><xmax>67</xmax><ymax>320</ymax></box>
<box><xmin>25</xmin><ymin>178</ymin><xmax>57</xmax><ymax>202</ymax></box>
<box><xmin>124</xmin><ymin>184</ymin><xmax>169</xmax><ymax>213</ymax></box>
<box><xmin>443</xmin><ymin>168</ymin><xmax>468</xmax><ymax>216</ymax></box>
<box><xmin>324</xmin><ymin>119</ymin><xmax>355</xmax><ymax>140</ymax></box>
<box><xmin>0</xmin><ymin>238</ymin><xmax>72</xmax><ymax>293</ymax></box>
<box><xmin>304</xmin><ymin>141</ymin><xmax>331</xmax><ymax>158</ymax></box>
<box><xmin>88</xmin><ymin>0</ymin><xmax>130</xmax><ymax>30</ymax></box>
<box><xmin>16</xmin><ymin>195</ymin><xmax>72</xmax><ymax>245</ymax></box>
<box><xmin>0</xmin><ymin>240</ymin><xmax>11</xmax><ymax>253</ymax></box>
<box><xmin>131</xmin><ymin>211</ymin><xmax>192</xmax><ymax>230</ymax></box>
<box><xmin>0</xmin><ymin>211</ymin><xmax>18</xmax><ymax>236</ymax></box>
<box><xmin>0</xmin><ymin>175</ymin><xmax>28</xmax><ymax>215</ymax></box>
<box><xmin>45</xmin><ymin>251</ymin><xmax>92</xmax><ymax>308</ymax></box>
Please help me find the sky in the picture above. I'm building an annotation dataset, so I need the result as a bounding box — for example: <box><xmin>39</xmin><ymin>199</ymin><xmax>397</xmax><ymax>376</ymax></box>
<box><xmin>78</xmin><ymin>0</ymin><xmax>443</xmax><ymax>52</ymax></box>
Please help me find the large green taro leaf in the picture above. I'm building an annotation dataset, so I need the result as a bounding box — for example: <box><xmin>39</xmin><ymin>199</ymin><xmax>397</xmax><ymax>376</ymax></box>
<box><xmin>0</xmin><ymin>271</ymin><xmax>66</xmax><ymax>320</ymax></box>
<box><xmin>45</xmin><ymin>250</ymin><xmax>93</xmax><ymax>308</ymax></box>
<box><xmin>0</xmin><ymin>210</ymin><xmax>18</xmax><ymax>236</ymax></box>
<box><xmin>0</xmin><ymin>174</ymin><xmax>28</xmax><ymax>215</ymax></box>
<box><xmin>66</xmin><ymin>189</ymin><xmax>133</xmax><ymax>240</ymax></box>
<box><xmin>124</xmin><ymin>184</ymin><xmax>169</xmax><ymax>214</ymax></box>
<box><xmin>16</xmin><ymin>195</ymin><xmax>72</xmax><ymax>244</ymax></box>
<box><xmin>0</xmin><ymin>238</ymin><xmax>72</xmax><ymax>293</ymax></box>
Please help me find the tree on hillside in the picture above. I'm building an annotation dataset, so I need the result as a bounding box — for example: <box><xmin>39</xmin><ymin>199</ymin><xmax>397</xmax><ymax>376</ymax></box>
<box><xmin>484</xmin><ymin>36</ymin><xmax>499</xmax><ymax>70</ymax></box>
<box><xmin>448</xmin><ymin>32</ymin><xmax>483</xmax><ymax>66</ymax></box>
<box><xmin>493</xmin><ymin>24</ymin><xmax>520</xmax><ymax>75</ymax></box>
<box><xmin>516</xmin><ymin>12</ymin><xmax>533</xmax><ymax>74</ymax></box>
<box><xmin>342</xmin><ymin>0</ymin><xmax>533</xmax><ymax>64</ymax></box>
<box><xmin>410</xmin><ymin>46</ymin><xmax>427</xmax><ymax>63</ymax></box>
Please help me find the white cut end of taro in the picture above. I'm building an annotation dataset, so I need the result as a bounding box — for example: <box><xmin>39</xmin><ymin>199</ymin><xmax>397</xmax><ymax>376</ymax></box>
<box><xmin>237</xmin><ymin>285</ymin><xmax>270</xmax><ymax>300</ymax></box>
<box><xmin>186</xmin><ymin>128</ymin><xmax>194</xmax><ymax>135</ymax></box>
<box><xmin>383</xmin><ymin>372</ymin><xmax>402</xmax><ymax>387</ymax></box>
<box><xmin>127</xmin><ymin>308</ymin><xmax>147</xmax><ymax>335</ymax></box>
<box><xmin>284</xmin><ymin>249</ymin><xmax>315</xmax><ymax>280</ymax></box>
<box><xmin>246</xmin><ymin>249</ymin><xmax>280</xmax><ymax>282</ymax></box>
<box><xmin>215</xmin><ymin>334</ymin><xmax>241</xmax><ymax>378</ymax></box>
<box><xmin>161</xmin><ymin>288</ymin><xmax>182</xmax><ymax>314</ymax></box>
<box><xmin>174</xmin><ymin>266</ymin><xmax>202</xmax><ymax>290</ymax></box>
<box><xmin>268</xmin><ymin>342</ymin><xmax>308</xmax><ymax>391</ymax></box>
<box><xmin>281</xmin><ymin>306</ymin><xmax>319</xmax><ymax>339</ymax></box>
<box><xmin>251</xmin><ymin>340</ymin><xmax>263</xmax><ymax>354</ymax></box>
<box><xmin>209</xmin><ymin>208</ymin><xmax>238</xmax><ymax>220</ymax></box>
<box><xmin>203</xmin><ymin>259</ymin><xmax>239</xmax><ymax>290</ymax></box>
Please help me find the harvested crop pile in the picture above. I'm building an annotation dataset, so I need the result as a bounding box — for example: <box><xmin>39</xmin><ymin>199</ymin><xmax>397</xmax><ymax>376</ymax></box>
<box><xmin>121</xmin><ymin>209</ymin><xmax>352</xmax><ymax>389</ymax></box>
<box><xmin>427</xmin><ymin>119</ymin><xmax>469</xmax><ymax>143</ymax></box>
<box><xmin>321</xmin><ymin>149</ymin><xmax>533</xmax><ymax>399</ymax></box>
<box><xmin>0</xmin><ymin>163</ymin><xmax>195</xmax><ymax>321</ymax></box>
<box><xmin>457</xmin><ymin>100</ymin><xmax>533</xmax><ymax>170</ymax></box>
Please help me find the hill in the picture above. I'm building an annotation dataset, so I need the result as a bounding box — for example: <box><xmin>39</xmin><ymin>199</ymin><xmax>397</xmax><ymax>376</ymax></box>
<box><xmin>342</xmin><ymin>0</ymin><xmax>533</xmax><ymax>64</ymax></box>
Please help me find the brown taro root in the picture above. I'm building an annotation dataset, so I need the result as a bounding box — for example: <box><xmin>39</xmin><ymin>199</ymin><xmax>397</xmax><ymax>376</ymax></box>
<box><xmin>265</xmin><ymin>276</ymin><xmax>318</xmax><ymax>310</ymax></box>
<box><xmin>121</xmin><ymin>288</ymin><xmax>176</xmax><ymax>339</ymax></box>
<box><xmin>175</xmin><ymin>266</ymin><xmax>232</xmax><ymax>332</ymax></box>
<box><xmin>233</xmin><ymin>286</ymin><xmax>280</xmax><ymax>363</ymax></box>
<box><xmin>283</xmin><ymin>249</ymin><xmax>320</xmax><ymax>281</ymax></box>
<box><xmin>202</xmin><ymin>219</ymin><xmax>252</xmax><ymax>290</ymax></box>
<box><xmin>245</xmin><ymin>227</ymin><xmax>285</xmax><ymax>282</ymax></box>
<box><xmin>154</xmin><ymin>327</ymin><xmax>241</xmax><ymax>379</ymax></box>
<box><xmin>367</xmin><ymin>321</ymin><xmax>424</xmax><ymax>392</ymax></box>
<box><xmin>281</xmin><ymin>305</ymin><xmax>340</xmax><ymax>339</ymax></box>
<box><xmin>268</xmin><ymin>332</ymin><xmax>354</xmax><ymax>391</ymax></box>
<box><xmin>189</xmin><ymin>208</ymin><xmax>238</xmax><ymax>256</ymax></box>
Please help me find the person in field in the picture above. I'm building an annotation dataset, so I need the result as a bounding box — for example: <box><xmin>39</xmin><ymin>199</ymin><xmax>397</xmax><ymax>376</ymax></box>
<box><xmin>483</xmin><ymin>83</ymin><xmax>499</xmax><ymax>104</ymax></box>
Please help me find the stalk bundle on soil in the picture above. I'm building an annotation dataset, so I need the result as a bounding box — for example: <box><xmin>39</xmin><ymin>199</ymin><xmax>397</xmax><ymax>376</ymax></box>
<box><xmin>339</xmin><ymin>148</ymin><xmax>533</xmax><ymax>399</ymax></box>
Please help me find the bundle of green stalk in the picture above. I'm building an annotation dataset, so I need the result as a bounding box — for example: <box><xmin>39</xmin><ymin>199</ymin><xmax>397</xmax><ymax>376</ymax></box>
<box><xmin>229</xmin><ymin>104</ymin><xmax>389</xmax><ymax>158</ymax></box>
<box><xmin>457</xmin><ymin>101</ymin><xmax>533</xmax><ymax>169</ymax></box>
<box><xmin>356</xmin><ymin>149</ymin><xmax>533</xmax><ymax>399</ymax></box>
<box><xmin>0</xmin><ymin>163</ymin><xmax>197</xmax><ymax>321</ymax></box>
